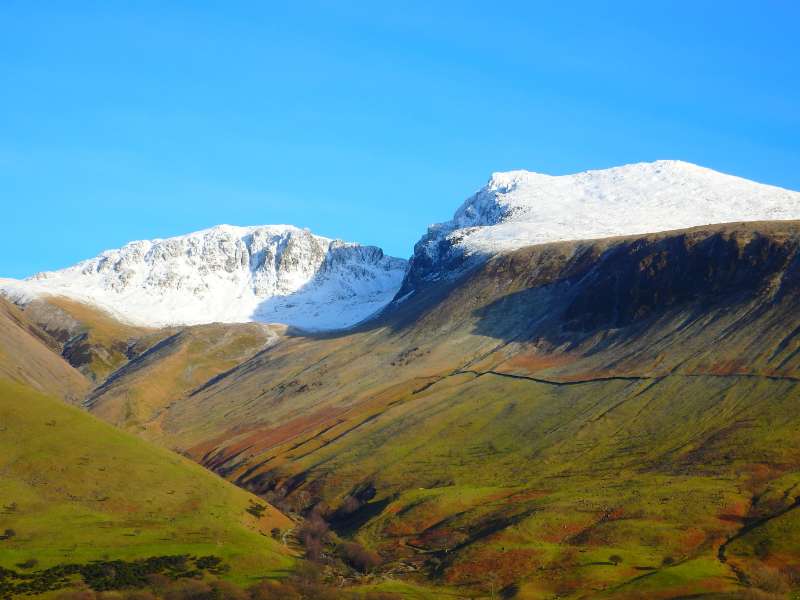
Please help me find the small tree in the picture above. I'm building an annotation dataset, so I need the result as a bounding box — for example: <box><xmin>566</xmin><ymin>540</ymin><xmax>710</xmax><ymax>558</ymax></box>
<box><xmin>609</xmin><ymin>554</ymin><xmax>623</xmax><ymax>566</ymax></box>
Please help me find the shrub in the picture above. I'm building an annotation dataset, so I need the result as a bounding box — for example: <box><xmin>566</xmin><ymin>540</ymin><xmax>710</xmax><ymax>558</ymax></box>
<box><xmin>781</xmin><ymin>563</ymin><xmax>800</xmax><ymax>585</ymax></box>
<box><xmin>609</xmin><ymin>554</ymin><xmax>623</xmax><ymax>566</ymax></box>
<box><xmin>246</xmin><ymin>502</ymin><xmax>267</xmax><ymax>519</ymax></box>
<box><xmin>297</xmin><ymin>512</ymin><xmax>329</xmax><ymax>562</ymax></box>
<box><xmin>145</xmin><ymin>574</ymin><xmax>171</xmax><ymax>595</ymax></box>
<box><xmin>289</xmin><ymin>562</ymin><xmax>323</xmax><ymax>586</ymax></box>
<box><xmin>195</xmin><ymin>556</ymin><xmax>228</xmax><ymax>575</ymax></box>
<box><xmin>338</xmin><ymin>542</ymin><xmax>381</xmax><ymax>573</ymax></box>
<box><xmin>290</xmin><ymin>562</ymin><xmax>346</xmax><ymax>598</ymax></box>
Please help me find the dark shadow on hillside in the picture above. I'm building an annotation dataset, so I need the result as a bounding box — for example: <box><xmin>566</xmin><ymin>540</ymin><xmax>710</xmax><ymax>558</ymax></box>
<box><xmin>469</xmin><ymin>228</ymin><xmax>800</xmax><ymax>345</ymax></box>
<box><xmin>282</xmin><ymin>224</ymin><xmax>800</xmax><ymax>351</ymax></box>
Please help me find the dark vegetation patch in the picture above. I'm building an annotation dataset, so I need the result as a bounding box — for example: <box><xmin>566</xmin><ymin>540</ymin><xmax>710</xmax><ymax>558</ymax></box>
<box><xmin>245</xmin><ymin>500</ymin><xmax>268</xmax><ymax>518</ymax></box>
<box><xmin>0</xmin><ymin>555</ymin><xmax>227</xmax><ymax>598</ymax></box>
<box><xmin>50</xmin><ymin>565</ymin><xmax>405</xmax><ymax>599</ymax></box>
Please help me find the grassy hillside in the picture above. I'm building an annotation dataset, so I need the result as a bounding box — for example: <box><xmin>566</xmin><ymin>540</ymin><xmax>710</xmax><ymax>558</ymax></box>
<box><xmin>10</xmin><ymin>294</ymin><xmax>279</xmax><ymax>438</ymax></box>
<box><xmin>85</xmin><ymin>222</ymin><xmax>800</xmax><ymax>598</ymax></box>
<box><xmin>17</xmin><ymin>296</ymin><xmax>169</xmax><ymax>383</ymax></box>
<box><xmin>0</xmin><ymin>297</ymin><xmax>88</xmax><ymax>401</ymax></box>
<box><xmin>84</xmin><ymin>322</ymin><xmax>280</xmax><ymax>437</ymax></box>
<box><xmin>0</xmin><ymin>378</ymin><xmax>293</xmax><ymax>593</ymax></box>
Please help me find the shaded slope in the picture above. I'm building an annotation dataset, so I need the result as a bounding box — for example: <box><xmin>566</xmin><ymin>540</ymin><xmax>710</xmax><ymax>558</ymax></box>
<box><xmin>86</xmin><ymin>221</ymin><xmax>800</xmax><ymax>597</ymax></box>
<box><xmin>0</xmin><ymin>378</ymin><xmax>293</xmax><ymax>584</ymax></box>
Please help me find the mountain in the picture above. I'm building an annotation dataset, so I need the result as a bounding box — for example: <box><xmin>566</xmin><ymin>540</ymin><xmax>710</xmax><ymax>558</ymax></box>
<box><xmin>6</xmin><ymin>161</ymin><xmax>800</xmax><ymax>597</ymax></box>
<box><xmin>6</xmin><ymin>161</ymin><xmax>799</xmax><ymax>332</ymax></box>
<box><xmin>403</xmin><ymin>160</ymin><xmax>800</xmax><ymax>290</ymax></box>
<box><xmin>82</xmin><ymin>220</ymin><xmax>800</xmax><ymax>598</ymax></box>
<box><xmin>1</xmin><ymin>224</ymin><xmax>407</xmax><ymax>331</ymax></box>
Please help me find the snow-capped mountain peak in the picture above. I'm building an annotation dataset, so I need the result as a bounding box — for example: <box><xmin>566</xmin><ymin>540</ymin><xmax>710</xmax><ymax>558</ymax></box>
<box><xmin>1</xmin><ymin>224</ymin><xmax>407</xmax><ymax>330</ymax></box>
<box><xmin>5</xmin><ymin>161</ymin><xmax>800</xmax><ymax>329</ymax></box>
<box><xmin>402</xmin><ymin>160</ymin><xmax>800</xmax><ymax>288</ymax></box>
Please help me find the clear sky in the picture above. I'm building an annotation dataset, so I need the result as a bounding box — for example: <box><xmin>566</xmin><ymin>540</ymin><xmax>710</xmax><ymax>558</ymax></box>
<box><xmin>2</xmin><ymin>1</ymin><xmax>799</xmax><ymax>278</ymax></box>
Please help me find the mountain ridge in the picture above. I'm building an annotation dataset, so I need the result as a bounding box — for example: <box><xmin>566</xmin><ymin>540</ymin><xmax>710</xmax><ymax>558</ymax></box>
<box><xmin>4</xmin><ymin>160</ymin><xmax>800</xmax><ymax>334</ymax></box>
<box><xmin>1</xmin><ymin>224</ymin><xmax>406</xmax><ymax>331</ymax></box>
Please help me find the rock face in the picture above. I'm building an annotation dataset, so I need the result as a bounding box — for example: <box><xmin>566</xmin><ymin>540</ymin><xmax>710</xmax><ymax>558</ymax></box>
<box><xmin>401</xmin><ymin>160</ymin><xmax>800</xmax><ymax>292</ymax></box>
<box><xmin>1</xmin><ymin>225</ymin><xmax>407</xmax><ymax>330</ymax></box>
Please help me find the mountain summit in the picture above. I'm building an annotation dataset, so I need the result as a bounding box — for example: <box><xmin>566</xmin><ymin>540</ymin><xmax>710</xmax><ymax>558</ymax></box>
<box><xmin>404</xmin><ymin>160</ymin><xmax>800</xmax><ymax>287</ymax></box>
<box><xmin>1</xmin><ymin>225</ymin><xmax>407</xmax><ymax>330</ymax></box>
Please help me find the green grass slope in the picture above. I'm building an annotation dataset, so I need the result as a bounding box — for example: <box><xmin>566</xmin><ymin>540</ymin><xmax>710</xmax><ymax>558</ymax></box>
<box><xmin>0</xmin><ymin>378</ymin><xmax>293</xmax><ymax>590</ymax></box>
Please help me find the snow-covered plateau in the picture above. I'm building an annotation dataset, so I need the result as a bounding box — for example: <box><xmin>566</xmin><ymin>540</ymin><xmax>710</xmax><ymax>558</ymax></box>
<box><xmin>0</xmin><ymin>225</ymin><xmax>407</xmax><ymax>330</ymax></box>
<box><xmin>4</xmin><ymin>161</ymin><xmax>800</xmax><ymax>330</ymax></box>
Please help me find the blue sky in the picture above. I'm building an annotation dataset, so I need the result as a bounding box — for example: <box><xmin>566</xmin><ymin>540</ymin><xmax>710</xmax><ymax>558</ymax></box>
<box><xmin>2</xmin><ymin>1</ymin><xmax>799</xmax><ymax>278</ymax></box>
